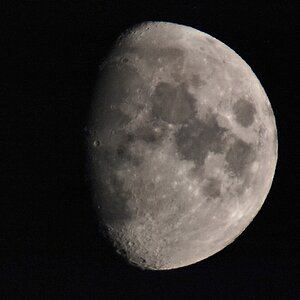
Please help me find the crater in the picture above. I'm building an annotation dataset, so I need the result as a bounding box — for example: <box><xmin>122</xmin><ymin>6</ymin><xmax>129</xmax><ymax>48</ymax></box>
<box><xmin>120</xmin><ymin>57</ymin><xmax>129</xmax><ymax>63</ymax></box>
<box><xmin>93</xmin><ymin>140</ymin><xmax>101</xmax><ymax>147</ymax></box>
<box><xmin>233</xmin><ymin>98</ymin><xmax>256</xmax><ymax>127</ymax></box>
<box><xmin>225</xmin><ymin>138</ymin><xmax>256</xmax><ymax>177</ymax></box>
<box><xmin>151</xmin><ymin>82</ymin><xmax>196</xmax><ymax>124</ymax></box>
<box><xmin>175</xmin><ymin>115</ymin><xmax>228</xmax><ymax>168</ymax></box>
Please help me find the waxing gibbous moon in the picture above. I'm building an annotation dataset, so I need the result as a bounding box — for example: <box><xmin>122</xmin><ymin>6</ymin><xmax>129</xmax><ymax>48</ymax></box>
<box><xmin>86</xmin><ymin>22</ymin><xmax>278</xmax><ymax>270</ymax></box>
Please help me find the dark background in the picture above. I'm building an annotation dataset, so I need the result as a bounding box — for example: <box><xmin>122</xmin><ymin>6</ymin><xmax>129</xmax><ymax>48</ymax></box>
<box><xmin>2</xmin><ymin>1</ymin><xmax>299</xmax><ymax>299</ymax></box>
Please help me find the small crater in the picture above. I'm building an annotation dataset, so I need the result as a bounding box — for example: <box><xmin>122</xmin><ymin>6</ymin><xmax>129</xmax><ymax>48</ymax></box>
<box><xmin>233</xmin><ymin>98</ymin><xmax>257</xmax><ymax>127</ymax></box>
<box><xmin>116</xmin><ymin>248</ymin><xmax>127</xmax><ymax>256</ymax></box>
<box><xmin>121</xmin><ymin>57</ymin><xmax>129</xmax><ymax>63</ymax></box>
<box><xmin>140</xmin><ymin>257</ymin><xmax>146</xmax><ymax>263</ymax></box>
<box><xmin>93</xmin><ymin>140</ymin><xmax>101</xmax><ymax>147</ymax></box>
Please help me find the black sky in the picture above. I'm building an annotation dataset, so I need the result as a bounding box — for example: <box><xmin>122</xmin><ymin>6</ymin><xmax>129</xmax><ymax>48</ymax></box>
<box><xmin>2</xmin><ymin>1</ymin><xmax>299</xmax><ymax>299</ymax></box>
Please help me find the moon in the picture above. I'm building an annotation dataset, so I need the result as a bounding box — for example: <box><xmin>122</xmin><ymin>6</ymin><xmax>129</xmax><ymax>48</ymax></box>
<box><xmin>86</xmin><ymin>22</ymin><xmax>278</xmax><ymax>270</ymax></box>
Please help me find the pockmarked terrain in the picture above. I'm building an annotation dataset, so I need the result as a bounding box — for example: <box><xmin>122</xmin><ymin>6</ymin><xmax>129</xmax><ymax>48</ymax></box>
<box><xmin>86</xmin><ymin>22</ymin><xmax>278</xmax><ymax>270</ymax></box>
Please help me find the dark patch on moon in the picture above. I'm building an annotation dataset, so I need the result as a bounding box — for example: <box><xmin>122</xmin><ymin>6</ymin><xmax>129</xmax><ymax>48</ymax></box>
<box><xmin>190</xmin><ymin>74</ymin><xmax>206</xmax><ymax>89</ymax></box>
<box><xmin>175</xmin><ymin>115</ymin><xmax>228</xmax><ymax>168</ymax></box>
<box><xmin>235</xmin><ymin>166</ymin><xmax>255</xmax><ymax>197</ymax></box>
<box><xmin>203</xmin><ymin>178</ymin><xmax>222</xmax><ymax>198</ymax></box>
<box><xmin>171</xmin><ymin>72</ymin><xmax>182</xmax><ymax>83</ymax></box>
<box><xmin>100</xmin><ymin>134</ymin><xmax>141</xmax><ymax>169</ymax></box>
<box><xmin>117</xmin><ymin>143</ymin><xmax>142</xmax><ymax>167</ymax></box>
<box><xmin>225</xmin><ymin>138</ymin><xmax>256</xmax><ymax>177</ymax></box>
<box><xmin>116</xmin><ymin>146</ymin><xmax>128</xmax><ymax>159</ymax></box>
<box><xmin>233</xmin><ymin>98</ymin><xmax>256</xmax><ymax>127</ymax></box>
<box><xmin>135</xmin><ymin>124</ymin><xmax>165</xmax><ymax>144</ymax></box>
<box><xmin>151</xmin><ymin>82</ymin><xmax>196</xmax><ymax>124</ymax></box>
<box><xmin>126</xmin><ymin>133</ymin><xmax>135</xmax><ymax>143</ymax></box>
<box><xmin>123</xmin><ymin>120</ymin><xmax>167</xmax><ymax>148</ymax></box>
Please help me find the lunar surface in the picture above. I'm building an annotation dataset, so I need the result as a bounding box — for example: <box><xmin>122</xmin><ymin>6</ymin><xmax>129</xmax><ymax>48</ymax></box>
<box><xmin>86</xmin><ymin>22</ymin><xmax>278</xmax><ymax>270</ymax></box>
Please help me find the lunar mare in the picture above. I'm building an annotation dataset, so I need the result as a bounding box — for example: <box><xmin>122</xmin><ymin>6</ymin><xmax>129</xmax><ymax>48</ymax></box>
<box><xmin>86</xmin><ymin>22</ymin><xmax>278</xmax><ymax>270</ymax></box>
